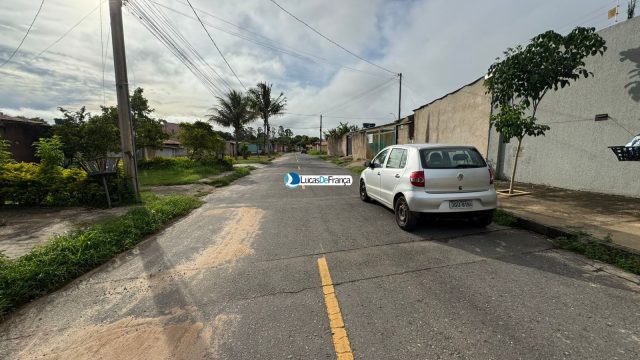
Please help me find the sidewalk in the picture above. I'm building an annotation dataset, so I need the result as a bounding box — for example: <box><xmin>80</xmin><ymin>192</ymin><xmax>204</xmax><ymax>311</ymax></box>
<box><xmin>496</xmin><ymin>180</ymin><xmax>640</xmax><ymax>254</ymax></box>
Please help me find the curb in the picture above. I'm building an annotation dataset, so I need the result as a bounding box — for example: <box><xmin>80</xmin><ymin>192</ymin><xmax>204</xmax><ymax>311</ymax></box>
<box><xmin>499</xmin><ymin>209</ymin><xmax>640</xmax><ymax>256</ymax></box>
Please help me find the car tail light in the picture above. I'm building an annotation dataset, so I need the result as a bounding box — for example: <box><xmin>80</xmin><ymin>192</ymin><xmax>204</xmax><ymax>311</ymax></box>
<box><xmin>409</xmin><ymin>171</ymin><xmax>425</xmax><ymax>187</ymax></box>
<box><xmin>488</xmin><ymin>167</ymin><xmax>494</xmax><ymax>185</ymax></box>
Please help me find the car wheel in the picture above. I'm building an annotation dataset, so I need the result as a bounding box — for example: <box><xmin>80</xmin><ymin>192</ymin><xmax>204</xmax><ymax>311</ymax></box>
<box><xmin>359</xmin><ymin>180</ymin><xmax>371</xmax><ymax>202</ymax></box>
<box><xmin>472</xmin><ymin>210</ymin><xmax>494</xmax><ymax>227</ymax></box>
<box><xmin>395</xmin><ymin>195</ymin><xmax>418</xmax><ymax>231</ymax></box>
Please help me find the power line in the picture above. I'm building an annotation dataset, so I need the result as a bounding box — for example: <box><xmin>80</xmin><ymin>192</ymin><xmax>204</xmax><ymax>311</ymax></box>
<box><xmin>184</xmin><ymin>0</ymin><xmax>246</xmax><ymax>90</ymax></box>
<box><xmin>319</xmin><ymin>77</ymin><xmax>397</xmax><ymax>115</ymax></box>
<box><xmin>126</xmin><ymin>0</ymin><xmax>231</xmax><ymax>96</ymax></box>
<box><xmin>1</xmin><ymin>0</ymin><xmax>46</xmax><ymax>67</ymax></box>
<box><xmin>99</xmin><ymin>0</ymin><xmax>105</xmax><ymax>104</ymax></box>
<box><xmin>268</xmin><ymin>0</ymin><xmax>396</xmax><ymax>75</ymax></box>
<box><xmin>283</xmin><ymin>112</ymin><xmax>392</xmax><ymax>120</ymax></box>
<box><xmin>35</xmin><ymin>3</ymin><xmax>102</xmax><ymax>58</ymax></box>
<box><xmin>150</xmin><ymin>1</ymin><xmax>388</xmax><ymax>77</ymax></box>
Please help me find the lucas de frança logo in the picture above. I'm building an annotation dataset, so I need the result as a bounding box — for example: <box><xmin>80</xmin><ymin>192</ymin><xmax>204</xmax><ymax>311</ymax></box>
<box><xmin>284</xmin><ymin>172</ymin><xmax>352</xmax><ymax>189</ymax></box>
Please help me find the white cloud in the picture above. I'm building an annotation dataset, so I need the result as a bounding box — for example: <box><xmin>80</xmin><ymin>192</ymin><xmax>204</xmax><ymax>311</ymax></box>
<box><xmin>0</xmin><ymin>0</ymin><xmax>616</xmax><ymax>135</ymax></box>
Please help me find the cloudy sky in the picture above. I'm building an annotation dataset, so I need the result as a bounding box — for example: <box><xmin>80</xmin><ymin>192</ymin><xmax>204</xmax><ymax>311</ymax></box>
<box><xmin>0</xmin><ymin>0</ymin><xmax>627</xmax><ymax>135</ymax></box>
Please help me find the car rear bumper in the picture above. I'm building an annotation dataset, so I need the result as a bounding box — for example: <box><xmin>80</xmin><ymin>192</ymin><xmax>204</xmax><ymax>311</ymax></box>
<box><xmin>404</xmin><ymin>188</ymin><xmax>497</xmax><ymax>213</ymax></box>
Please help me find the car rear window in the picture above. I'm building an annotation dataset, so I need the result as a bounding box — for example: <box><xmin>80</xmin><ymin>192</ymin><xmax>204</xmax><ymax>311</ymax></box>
<box><xmin>419</xmin><ymin>147</ymin><xmax>487</xmax><ymax>169</ymax></box>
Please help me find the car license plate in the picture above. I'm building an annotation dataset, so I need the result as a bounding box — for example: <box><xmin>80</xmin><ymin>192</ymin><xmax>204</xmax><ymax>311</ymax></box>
<box><xmin>449</xmin><ymin>200</ymin><xmax>472</xmax><ymax>209</ymax></box>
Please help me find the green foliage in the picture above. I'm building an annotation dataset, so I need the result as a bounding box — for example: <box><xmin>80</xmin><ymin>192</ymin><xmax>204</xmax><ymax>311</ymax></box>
<box><xmin>308</xmin><ymin>149</ymin><xmax>326</xmax><ymax>155</ymax></box>
<box><xmin>137</xmin><ymin>157</ymin><xmax>232</xmax><ymax>186</ymax></box>
<box><xmin>178</xmin><ymin>121</ymin><xmax>225</xmax><ymax>161</ymax></box>
<box><xmin>239</xmin><ymin>143</ymin><xmax>249</xmax><ymax>159</ymax></box>
<box><xmin>205</xmin><ymin>167</ymin><xmax>252</xmax><ymax>187</ymax></box>
<box><xmin>553</xmin><ymin>236</ymin><xmax>640</xmax><ymax>275</ymax></box>
<box><xmin>324</xmin><ymin>122</ymin><xmax>359</xmax><ymax>139</ymax></box>
<box><xmin>490</xmin><ymin>104</ymin><xmax>550</xmax><ymax>143</ymax></box>
<box><xmin>247</xmin><ymin>82</ymin><xmax>287</xmax><ymax>153</ymax></box>
<box><xmin>0</xmin><ymin>162</ymin><xmax>131</xmax><ymax>207</ymax></box>
<box><xmin>485</xmin><ymin>27</ymin><xmax>605</xmax><ymax>192</ymax></box>
<box><xmin>493</xmin><ymin>209</ymin><xmax>519</xmax><ymax>227</ymax></box>
<box><xmin>130</xmin><ymin>88</ymin><xmax>169</xmax><ymax>152</ymax></box>
<box><xmin>0</xmin><ymin>194</ymin><xmax>203</xmax><ymax>317</ymax></box>
<box><xmin>485</xmin><ymin>27</ymin><xmax>607</xmax><ymax>111</ymax></box>
<box><xmin>0</xmin><ymin>138</ymin><xmax>13</xmax><ymax>166</ymax></box>
<box><xmin>53</xmin><ymin>106</ymin><xmax>121</xmax><ymax>165</ymax></box>
<box><xmin>33</xmin><ymin>135</ymin><xmax>64</xmax><ymax>170</ymax></box>
<box><xmin>209</xmin><ymin>90</ymin><xmax>257</xmax><ymax>158</ymax></box>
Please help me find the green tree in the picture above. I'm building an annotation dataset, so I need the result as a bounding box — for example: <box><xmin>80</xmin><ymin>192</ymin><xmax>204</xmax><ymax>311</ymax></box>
<box><xmin>484</xmin><ymin>26</ymin><xmax>606</xmax><ymax>194</ymax></box>
<box><xmin>130</xmin><ymin>88</ymin><xmax>169</xmax><ymax>158</ymax></box>
<box><xmin>83</xmin><ymin>106</ymin><xmax>121</xmax><ymax>160</ymax></box>
<box><xmin>178</xmin><ymin>121</ymin><xmax>224</xmax><ymax>160</ymax></box>
<box><xmin>53</xmin><ymin>106</ymin><xmax>91</xmax><ymax>165</ymax></box>
<box><xmin>324</xmin><ymin>122</ymin><xmax>359</xmax><ymax>139</ymax></box>
<box><xmin>34</xmin><ymin>135</ymin><xmax>64</xmax><ymax>173</ymax></box>
<box><xmin>0</xmin><ymin>138</ymin><xmax>12</xmax><ymax>166</ymax></box>
<box><xmin>247</xmin><ymin>82</ymin><xmax>287</xmax><ymax>155</ymax></box>
<box><xmin>208</xmin><ymin>90</ymin><xmax>257</xmax><ymax>159</ymax></box>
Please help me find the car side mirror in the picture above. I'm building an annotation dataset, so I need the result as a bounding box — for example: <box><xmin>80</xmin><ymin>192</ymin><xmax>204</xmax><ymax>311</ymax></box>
<box><xmin>364</xmin><ymin>160</ymin><xmax>373</xmax><ymax>169</ymax></box>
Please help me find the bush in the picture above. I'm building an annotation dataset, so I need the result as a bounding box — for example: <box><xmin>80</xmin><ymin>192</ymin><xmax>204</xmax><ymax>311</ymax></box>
<box><xmin>223</xmin><ymin>155</ymin><xmax>235</xmax><ymax>166</ymax></box>
<box><xmin>0</xmin><ymin>194</ymin><xmax>203</xmax><ymax>317</ymax></box>
<box><xmin>0</xmin><ymin>162</ymin><xmax>132</xmax><ymax>207</ymax></box>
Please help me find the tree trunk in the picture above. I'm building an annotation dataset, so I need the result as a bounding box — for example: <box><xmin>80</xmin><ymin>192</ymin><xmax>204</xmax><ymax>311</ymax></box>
<box><xmin>234</xmin><ymin>129</ymin><xmax>238</xmax><ymax>160</ymax></box>
<box><xmin>509</xmin><ymin>138</ymin><xmax>522</xmax><ymax>194</ymax></box>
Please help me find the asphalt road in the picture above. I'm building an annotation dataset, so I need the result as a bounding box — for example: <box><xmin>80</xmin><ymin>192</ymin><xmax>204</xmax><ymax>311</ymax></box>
<box><xmin>1</xmin><ymin>153</ymin><xmax>639</xmax><ymax>359</ymax></box>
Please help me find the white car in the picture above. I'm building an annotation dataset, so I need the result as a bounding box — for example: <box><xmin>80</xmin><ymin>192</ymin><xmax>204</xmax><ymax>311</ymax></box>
<box><xmin>359</xmin><ymin>144</ymin><xmax>497</xmax><ymax>230</ymax></box>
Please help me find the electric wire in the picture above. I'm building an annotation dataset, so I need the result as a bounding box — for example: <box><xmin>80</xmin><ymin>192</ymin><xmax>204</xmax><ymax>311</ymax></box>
<box><xmin>126</xmin><ymin>0</ymin><xmax>230</xmax><ymax>96</ymax></box>
<box><xmin>150</xmin><ymin>1</ymin><xmax>388</xmax><ymax>77</ymax></box>
<box><xmin>36</xmin><ymin>3</ymin><xmax>101</xmax><ymax>58</ymax></box>
<box><xmin>99</xmin><ymin>0</ymin><xmax>105</xmax><ymax>104</ymax></box>
<box><xmin>318</xmin><ymin>77</ymin><xmax>397</xmax><ymax>115</ymax></box>
<box><xmin>267</xmin><ymin>0</ymin><xmax>396</xmax><ymax>75</ymax></box>
<box><xmin>1</xmin><ymin>0</ymin><xmax>46</xmax><ymax>67</ymax></box>
<box><xmin>184</xmin><ymin>0</ymin><xmax>246</xmax><ymax>90</ymax></box>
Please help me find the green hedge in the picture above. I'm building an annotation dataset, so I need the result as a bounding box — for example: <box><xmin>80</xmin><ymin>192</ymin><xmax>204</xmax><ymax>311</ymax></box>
<box><xmin>0</xmin><ymin>162</ymin><xmax>132</xmax><ymax>207</ymax></box>
<box><xmin>0</xmin><ymin>194</ymin><xmax>203</xmax><ymax>317</ymax></box>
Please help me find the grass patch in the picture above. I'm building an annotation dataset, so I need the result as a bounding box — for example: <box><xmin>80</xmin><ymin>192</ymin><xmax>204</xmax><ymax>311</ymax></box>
<box><xmin>138</xmin><ymin>157</ymin><xmax>232</xmax><ymax>186</ymax></box>
<box><xmin>493</xmin><ymin>209</ymin><xmax>518</xmax><ymax>227</ymax></box>
<box><xmin>205</xmin><ymin>167</ymin><xmax>253</xmax><ymax>187</ymax></box>
<box><xmin>0</xmin><ymin>194</ymin><xmax>203</xmax><ymax>317</ymax></box>
<box><xmin>553</xmin><ymin>235</ymin><xmax>640</xmax><ymax>275</ymax></box>
<box><xmin>234</xmin><ymin>156</ymin><xmax>274</xmax><ymax>164</ymax></box>
<box><xmin>308</xmin><ymin>150</ymin><xmax>327</xmax><ymax>155</ymax></box>
<box><xmin>347</xmin><ymin>165</ymin><xmax>366</xmax><ymax>175</ymax></box>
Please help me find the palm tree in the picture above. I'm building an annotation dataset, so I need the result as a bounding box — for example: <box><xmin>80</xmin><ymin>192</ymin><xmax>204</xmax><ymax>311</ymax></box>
<box><xmin>247</xmin><ymin>82</ymin><xmax>287</xmax><ymax>155</ymax></box>
<box><xmin>208</xmin><ymin>90</ymin><xmax>256</xmax><ymax>159</ymax></box>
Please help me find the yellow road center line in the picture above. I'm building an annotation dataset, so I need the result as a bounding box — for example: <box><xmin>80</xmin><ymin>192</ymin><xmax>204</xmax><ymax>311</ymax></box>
<box><xmin>317</xmin><ymin>257</ymin><xmax>354</xmax><ymax>360</ymax></box>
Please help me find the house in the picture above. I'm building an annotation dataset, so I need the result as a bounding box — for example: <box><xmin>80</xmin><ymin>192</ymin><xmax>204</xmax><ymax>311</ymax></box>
<box><xmin>141</xmin><ymin>122</ymin><xmax>188</xmax><ymax>158</ymax></box>
<box><xmin>0</xmin><ymin>113</ymin><xmax>50</xmax><ymax>162</ymax></box>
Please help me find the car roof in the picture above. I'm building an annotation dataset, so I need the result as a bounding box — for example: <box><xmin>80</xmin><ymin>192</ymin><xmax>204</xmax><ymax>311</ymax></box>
<box><xmin>390</xmin><ymin>143</ymin><xmax>477</xmax><ymax>149</ymax></box>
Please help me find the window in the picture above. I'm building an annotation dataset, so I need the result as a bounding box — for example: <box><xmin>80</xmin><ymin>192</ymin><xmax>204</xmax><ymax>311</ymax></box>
<box><xmin>420</xmin><ymin>147</ymin><xmax>487</xmax><ymax>169</ymax></box>
<box><xmin>386</xmin><ymin>148</ymin><xmax>407</xmax><ymax>169</ymax></box>
<box><xmin>372</xmin><ymin>149</ymin><xmax>389</xmax><ymax>168</ymax></box>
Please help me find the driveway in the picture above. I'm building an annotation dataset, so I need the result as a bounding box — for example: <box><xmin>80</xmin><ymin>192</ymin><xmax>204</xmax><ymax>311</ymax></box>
<box><xmin>1</xmin><ymin>153</ymin><xmax>639</xmax><ymax>359</ymax></box>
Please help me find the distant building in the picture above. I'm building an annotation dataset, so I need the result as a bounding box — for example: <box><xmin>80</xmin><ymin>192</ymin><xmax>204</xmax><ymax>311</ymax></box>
<box><xmin>0</xmin><ymin>112</ymin><xmax>50</xmax><ymax>162</ymax></box>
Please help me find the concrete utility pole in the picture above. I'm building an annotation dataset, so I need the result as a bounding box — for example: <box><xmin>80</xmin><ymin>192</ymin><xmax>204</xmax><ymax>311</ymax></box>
<box><xmin>397</xmin><ymin>73</ymin><xmax>402</xmax><ymax>121</ymax></box>
<box><xmin>109</xmin><ymin>0</ymin><xmax>139</xmax><ymax>200</ymax></box>
<box><xmin>319</xmin><ymin>114</ymin><xmax>323</xmax><ymax>152</ymax></box>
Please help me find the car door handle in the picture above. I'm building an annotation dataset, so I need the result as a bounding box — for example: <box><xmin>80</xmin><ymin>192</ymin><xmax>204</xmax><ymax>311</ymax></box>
<box><xmin>394</xmin><ymin>174</ymin><xmax>400</xmax><ymax>178</ymax></box>
<box><xmin>377</xmin><ymin>172</ymin><xmax>381</xmax><ymax>175</ymax></box>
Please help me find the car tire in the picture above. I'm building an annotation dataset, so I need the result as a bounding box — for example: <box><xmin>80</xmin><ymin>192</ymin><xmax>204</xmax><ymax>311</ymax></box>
<box><xmin>472</xmin><ymin>210</ymin><xmax>494</xmax><ymax>227</ymax></box>
<box><xmin>359</xmin><ymin>180</ymin><xmax>371</xmax><ymax>202</ymax></box>
<box><xmin>395</xmin><ymin>195</ymin><xmax>418</xmax><ymax>231</ymax></box>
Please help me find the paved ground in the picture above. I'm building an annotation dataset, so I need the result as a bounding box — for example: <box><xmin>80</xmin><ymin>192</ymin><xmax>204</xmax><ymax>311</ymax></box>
<box><xmin>496</xmin><ymin>180</ymin><xmax>640</xmax><ymax>253</ymax></box>
<box><xmin>0</xmin><ymin>206</ymin><xmax>132</xmax><ymax>258</ymax></box>
<box><xmin>1</xmin><ymin>153</ymin><xmax>639</xmax><ymax>359</ymax></box>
